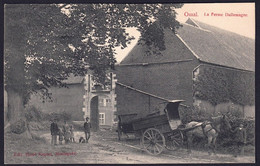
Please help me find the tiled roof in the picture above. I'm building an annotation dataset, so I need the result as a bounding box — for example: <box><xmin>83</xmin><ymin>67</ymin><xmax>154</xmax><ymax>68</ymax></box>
<box><xmin>177</xmin><ymin>18</ymin><xmax>255</xmax><ymax>71</ymax></box>
<box><xmin>121</xmin><ymin>18</ymin><xmax>255</xmax><ymax>72</ymax></box>
<box><xmin>120</xmin><ymin>28</ymin><xmax>195</xmax><ymax>64</ymax></box>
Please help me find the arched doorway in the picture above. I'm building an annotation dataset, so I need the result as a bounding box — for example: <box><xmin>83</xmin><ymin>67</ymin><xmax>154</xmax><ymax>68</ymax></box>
<box><xmin>90</xmin><ymin>96</ymin><xmax>99</xmax><ymax>131</ymax></box>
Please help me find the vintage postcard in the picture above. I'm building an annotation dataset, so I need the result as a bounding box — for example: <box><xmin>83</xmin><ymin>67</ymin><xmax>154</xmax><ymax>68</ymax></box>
<box><xmin>4</xmin><ymin>2</ymin><xmax>255</xmax><ymax>164</ymax></box>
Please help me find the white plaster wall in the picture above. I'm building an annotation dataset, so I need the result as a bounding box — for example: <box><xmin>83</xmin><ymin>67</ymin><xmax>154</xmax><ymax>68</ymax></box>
<box><xmin>193</xmin><ymin>99</ymin><xmax>255</xmax><ymax>118</ymax></box>
<box><xmin>244</xmin><ymin>105</ymin><xmax>255</xmax><ymax>118</ymax></box>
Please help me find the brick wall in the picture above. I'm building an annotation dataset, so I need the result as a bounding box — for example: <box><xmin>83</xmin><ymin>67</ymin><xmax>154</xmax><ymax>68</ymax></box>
<box><xmin>115</xmin><ymin>60</ymin><xmax>199</xmax><ymax>118</ymax></box>
<box><xmin>115</xmin><ymin>85</ymin><xmax>167</xmax><ymax>119</ymax></box>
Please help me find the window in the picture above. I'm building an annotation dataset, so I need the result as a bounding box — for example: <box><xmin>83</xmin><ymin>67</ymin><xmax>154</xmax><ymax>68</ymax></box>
<box><xmin>99</xmin><ymin>98</ymin><xmax>111</xmax><ymax>107</ymax></box>
<box><xmin>99</xmin><ymin>113</ymin><xmax>105</xmax><ymax>125</ymax></box>
<box><xmin>103</xmin><ymin>99</ymin><xmax>107</xmax><ymax>107</ymax></box>
<box><xmin>99</xmin><ymin>98</ymin><xmax>104</xmax><ymax>106</ymax></box>
<box><xmin>105</xmin><ymin>99</ymin><xmax>111</xmax><ymax>107</ymax></box>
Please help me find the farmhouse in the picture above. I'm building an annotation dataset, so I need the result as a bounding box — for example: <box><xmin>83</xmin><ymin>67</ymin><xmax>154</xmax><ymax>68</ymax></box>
<box><xmin>28</xmin><ymin>72</ymin><xmax>117</xmax><ymax>131</ymax></box>
<box><xmin>114</xmin><ymin>18</ymin><xmax>255</xmax><ymax>121</ymax></box>
<box><xmin>27</xmin><ymin>18</ymin><xmax>254</xmax><ymax>129</ymax></box>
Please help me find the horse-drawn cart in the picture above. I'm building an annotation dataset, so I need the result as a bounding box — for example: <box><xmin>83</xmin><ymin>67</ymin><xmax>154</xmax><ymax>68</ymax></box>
<box><xmin>117</xmin><ymin>100</ymin><xmax>187</xmax><ymax>155</ymax></box>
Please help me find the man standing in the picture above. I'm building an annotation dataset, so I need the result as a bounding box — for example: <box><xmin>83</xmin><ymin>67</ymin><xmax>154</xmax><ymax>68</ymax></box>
<box><xmin>231</xmin><ymin>123</ymin><xmax>247</xmax><ymax>157</ymax></box>
<box><xmin>50</xmin><ymin>119</ymin><xmax>59</xmax><ymax>145</ymax></box>
<box><xmin>84</xmin><ymin>117</ymin><xmax>91</xmax><ymax>143</ymax></box>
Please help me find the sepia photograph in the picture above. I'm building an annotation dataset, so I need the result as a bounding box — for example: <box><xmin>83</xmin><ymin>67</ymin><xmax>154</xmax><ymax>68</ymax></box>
<box><xmin>4</xmin><ymin>2</ymin><xmax>255</xmax><ymax>164</ymax></box>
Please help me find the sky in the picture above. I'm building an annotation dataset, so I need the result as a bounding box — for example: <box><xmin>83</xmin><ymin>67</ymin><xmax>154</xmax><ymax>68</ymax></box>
<box><xmin>115</xmin><ymin>3</ymin><xmax>255</xmax><ymax>63</ymax></box>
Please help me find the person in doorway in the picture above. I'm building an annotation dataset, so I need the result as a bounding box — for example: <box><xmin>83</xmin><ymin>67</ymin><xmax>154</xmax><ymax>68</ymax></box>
<box><xmin>50</xmin><ymin>119</ymin><xmax>59</xmax><ymax>145</ymax></box>
<box><xmin>84</xmin><ymin>117</ymin><xmax>91</xmax><ymax>143</ymax></box>
<box><xmin>231</xmin><ymin>123</ymin><xmax>247</xmax><ymax>157</ymax></box>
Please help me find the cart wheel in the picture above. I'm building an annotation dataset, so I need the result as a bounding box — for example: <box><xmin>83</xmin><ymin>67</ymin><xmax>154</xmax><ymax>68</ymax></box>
<box><xmin>141</xmin><ymin>128</ymin><xmax>165</xmax><ymax>155</ymax></box>
<box><xmin>165</xmin><ymin>130</ymin><xmax>183</xmax><ymax>151</ymax></box>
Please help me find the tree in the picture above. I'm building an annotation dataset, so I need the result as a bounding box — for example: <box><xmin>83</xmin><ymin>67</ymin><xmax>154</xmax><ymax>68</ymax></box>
<box><xmin>193</xmin><ymin>65</ymin><xmax>255</xmax><ymax>116</ymax></box>
<box><xmin>4</xmin><ymin>4</ymin><xmax>183</xmax><ymax>135</ymax></box>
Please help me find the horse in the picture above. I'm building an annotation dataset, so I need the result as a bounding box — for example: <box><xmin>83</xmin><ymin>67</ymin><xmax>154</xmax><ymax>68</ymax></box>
<box><xmin>184</xmin><ymin>114</ymin><xmax>232</xmax><ymax>155</ymax></box>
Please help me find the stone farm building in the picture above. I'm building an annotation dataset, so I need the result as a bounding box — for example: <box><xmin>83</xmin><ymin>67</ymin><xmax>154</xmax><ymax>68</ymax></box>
<box><xmin>114</xmin><ymin>18</ymin><xmax>255</xmax><ymax>122</ymax></box>
<box><xmin>27</xmin><ymin>18</ymin><xmax>255</xmax><ymax>129</ymax></box>
<box><xmin>29</xmin><ymin>73</ymin><xmax>117</xmax><ymax>131</ymax></box>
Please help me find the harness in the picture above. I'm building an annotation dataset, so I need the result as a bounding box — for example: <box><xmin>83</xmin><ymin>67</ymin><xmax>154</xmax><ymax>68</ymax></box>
<box><xmin>201</xmin><ymin>122</ymin><xmax>218</xmax><ymax>138</ymax></box>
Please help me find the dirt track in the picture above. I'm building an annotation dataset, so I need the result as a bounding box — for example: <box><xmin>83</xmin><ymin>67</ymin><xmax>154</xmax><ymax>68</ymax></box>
<box><xmin>4</xmin><ymin>129</ymin><xmax>255</xmax><ymax>164</ymax></box>
<box><xmin>41</xmin><ymin>129</ymin><xmax>254</xmax><ymax>164</ymax></box>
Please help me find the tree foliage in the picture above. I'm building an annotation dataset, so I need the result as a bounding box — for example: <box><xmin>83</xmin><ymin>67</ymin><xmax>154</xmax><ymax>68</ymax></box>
<box><xmin>193</xmin><ymin>65</ymin><xmax>255</xmax><ymax>106</ymax></box>
<box><xmin>4</xmin><ymin>4</ymin><xmax>183</xmax><ymax>104</ymax></box>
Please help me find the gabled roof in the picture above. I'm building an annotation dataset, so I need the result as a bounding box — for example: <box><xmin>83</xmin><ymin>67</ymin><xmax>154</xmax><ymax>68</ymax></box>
<box><xmin>177</xmin><ymin>18</ymin><xmax>255</xmax><ymax>71</ymax></box>
<box><xmin>121</xmin><ymin>18</ymin><xmax>255</xmax><ymax>72</ymax></box>
<box><xmin>120</xmin><ymin>28</ymin><xmax>196</xmax><ymax>64</ymax></box>
<box><xmin>185</xmin><ymin>18</ymin><xmax>200</xmax><ymax>28</ymax></box>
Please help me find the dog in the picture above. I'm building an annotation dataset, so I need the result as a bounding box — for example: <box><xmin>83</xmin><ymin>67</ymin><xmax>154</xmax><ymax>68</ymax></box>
<box><xmin>79</xmin><ymin>137</ymin><xmax>86</xmax><ymax>143</ymax></box>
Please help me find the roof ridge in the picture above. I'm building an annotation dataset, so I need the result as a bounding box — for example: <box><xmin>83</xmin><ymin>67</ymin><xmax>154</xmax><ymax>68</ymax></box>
<box><xmin>186</xmin><ymin>18</ymin><xmax>201</xmax><ymax>29</ymax></box>
<box><xmin>181</xmin><ymin>22</ymin><xmax>211</xmax><ymax>33</ymax></box>
<box><xmin>191</xmin><ymin>19</ymin><xmax>254</xmax><ymax>40</ymax></box>
<box><xmin>175</xmin><ymin>34</ymin><xmax>200</xmax><ymax>61</ymax></box>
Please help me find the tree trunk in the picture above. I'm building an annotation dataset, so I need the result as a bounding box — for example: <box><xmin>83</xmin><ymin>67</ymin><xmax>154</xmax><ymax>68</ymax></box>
<box><xmin>5</xmin><ymin>5</ymin><xmax>32</xmax><ymax>138</ymax></box>
<box><xmin>7</xmin><ymin>89</ymin><xmax>24</xmax><ymax>122</ymax></box>
<box><xmin>6</xmin><ymin>89</ymin><xmax>32</xmax><ymax>139</ymax></box>
<box><xmin>4</xmin><ymin>88</ymin><xmax>8</xmax><ymax>127</ymax></box>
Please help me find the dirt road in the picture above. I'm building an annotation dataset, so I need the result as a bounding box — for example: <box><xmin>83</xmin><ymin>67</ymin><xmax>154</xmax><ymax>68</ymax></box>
<box><xmin>5</xmin><ymin>129</ymin><xmax>255</xmax><ymax>164</ymax></box>
<box><xmin>40</xmin><ymin>129</ymin><xmax>254</xmax><ymax>164</ymax></box>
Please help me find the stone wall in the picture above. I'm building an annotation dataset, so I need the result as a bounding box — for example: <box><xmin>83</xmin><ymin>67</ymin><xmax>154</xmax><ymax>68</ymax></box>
<box><xmin>29</xmin><ymin>84</ymin><xmax>85</xmax><ymax>121</ymax></box>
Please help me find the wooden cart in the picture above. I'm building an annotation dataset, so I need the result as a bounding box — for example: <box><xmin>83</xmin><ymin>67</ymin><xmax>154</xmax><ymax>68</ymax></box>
<box><xmin>117</xmin><ymin>100</ymin><xmax>186</xmax><ymax>155</ymax></box>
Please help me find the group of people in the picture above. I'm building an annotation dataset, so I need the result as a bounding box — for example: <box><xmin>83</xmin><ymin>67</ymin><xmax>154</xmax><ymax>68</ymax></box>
<box><xmin>61</xmin><ymin>121</ymin><xmax>75</xmax><ymax>144</ymax></box>
<box><xmin>50</xmin><ymin>117</ymin><xmax>91</xmax><ymax>145</ymax></box>
<box><xmin>50</xmin><ymin>119</ymin><xmax>75</xmax><ymax>145</ymax></box>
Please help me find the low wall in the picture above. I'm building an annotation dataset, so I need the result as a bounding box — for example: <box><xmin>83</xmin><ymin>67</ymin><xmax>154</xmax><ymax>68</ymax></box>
<box><xmin>193</xmin><ymin>99</ymin><xmax>255</xmax><ymax>118</ymax></box>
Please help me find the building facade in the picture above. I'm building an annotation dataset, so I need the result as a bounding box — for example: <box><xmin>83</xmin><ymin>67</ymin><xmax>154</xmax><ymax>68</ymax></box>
<box><xmin>114</xmin><ymin>18</ymin><xmax>255</xmax><ymax>120</ymax></box>
<box><xmin>29</xmin><ymin>72</ymin><xmax>117</xmax><ymax>131</ymax></box>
